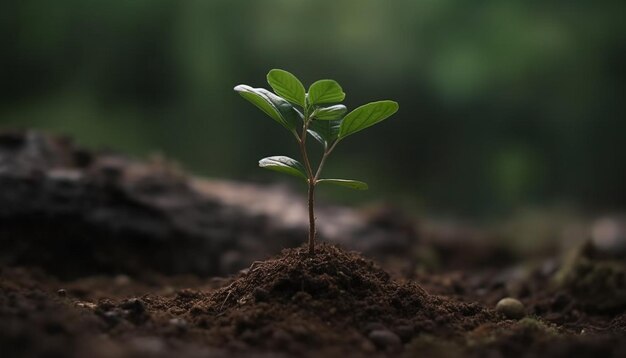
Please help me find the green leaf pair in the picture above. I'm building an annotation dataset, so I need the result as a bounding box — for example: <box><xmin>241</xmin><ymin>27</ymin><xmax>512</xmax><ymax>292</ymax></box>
<box><xmin>235</xmin><ymin>69</ymin><xmax>398</xmax><ymax>144</ymax></box>
<box><xmin>259</xmin><ymin>156</ymin><xmax>367</xmax><ymax>190</ymax></box>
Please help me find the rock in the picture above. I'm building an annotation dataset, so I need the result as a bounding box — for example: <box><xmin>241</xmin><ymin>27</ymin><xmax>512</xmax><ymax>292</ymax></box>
<box><xmin>56</xmin><ymin>289</ymin><xmax>67</xmax><ymax>297</ymax></box>
<box><xmin>0</xmin><ymin>130</ymin><xmax>421</xmax><ymax>279</ymax></box>
<box><xmin>496</xmin><ymin>297</ymin><xmax>525</xmax><ymax>319</ymax></box>
<box><xmin>591</xmin><ymin>217</ymin><xmax>626</xmax><ymax>255</ymax></box>
<box><xmin>368</xmin><ymin>329</ymin><xmax>402</xmax><ymax>351</ymax></box>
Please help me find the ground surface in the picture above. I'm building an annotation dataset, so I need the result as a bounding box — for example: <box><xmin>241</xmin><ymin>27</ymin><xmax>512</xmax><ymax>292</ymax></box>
<box><xmin>1</xmin><ymin>131</ymin><xmax>625</xmax><ymax>357</ymax></box>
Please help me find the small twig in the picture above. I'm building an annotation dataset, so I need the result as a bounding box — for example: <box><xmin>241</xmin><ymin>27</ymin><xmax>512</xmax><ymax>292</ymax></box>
<box><xmin>249</xmin><ymin>260</ymin><xmax>265</xmax><ymax>271</ymax></box>
<box><xmin>219</xmin><ymin>290</ymin><xmax>232</xmax><ymax>312</ymax></box>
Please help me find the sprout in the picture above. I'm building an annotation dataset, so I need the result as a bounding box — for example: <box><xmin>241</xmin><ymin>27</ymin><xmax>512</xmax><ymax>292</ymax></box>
<box><xmin>235</xmin><ymin>69</ymin><xmax>398</xmax><ymax>254</ymax></box>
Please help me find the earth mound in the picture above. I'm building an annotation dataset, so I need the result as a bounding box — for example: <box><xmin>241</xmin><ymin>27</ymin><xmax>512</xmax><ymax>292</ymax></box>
<box><xmin>174</xmin><ymin>244</ymin><xmax>493</xmax><ymax>354</ymax></box>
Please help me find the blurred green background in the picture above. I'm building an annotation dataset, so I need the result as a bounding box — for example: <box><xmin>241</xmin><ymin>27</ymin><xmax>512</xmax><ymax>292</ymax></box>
<box><xmin>1</xmin><ymin>0</ymin><xmax>624</xmax><ymax>216</ymax></box>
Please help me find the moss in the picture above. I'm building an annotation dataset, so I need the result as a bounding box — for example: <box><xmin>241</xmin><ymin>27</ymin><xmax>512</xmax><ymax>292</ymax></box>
<box><xmin>554</xmin><ymin>242</ymin><xmax>626</xmax><ymax>312</ymax></box>
<box><xmin>516</xmin><ymin>317</ymin><xmax>559</xmax><ymax>337</ymax></box>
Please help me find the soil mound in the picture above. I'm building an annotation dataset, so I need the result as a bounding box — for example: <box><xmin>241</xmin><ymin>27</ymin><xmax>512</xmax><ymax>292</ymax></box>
<box><xmin>178</xmin><ymin>244</ymin><xmax>493</xmax><ymax>355</ymax></box>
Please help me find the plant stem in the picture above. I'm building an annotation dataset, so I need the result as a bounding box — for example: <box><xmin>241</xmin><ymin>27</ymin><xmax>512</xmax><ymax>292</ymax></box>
<box><xmin>298</xmin><ymin>115</ymin><xmax>316</xmax><ymax>254</ymax></box>
<box><xmin>314</xmin><ymin>141</ymin><xmax>338</xmax><ymax>181</ymax></box>
<box><xmin>307</xmin><ymin>179</ymin><xmax>316</xmax><ymax>254</ymax></box>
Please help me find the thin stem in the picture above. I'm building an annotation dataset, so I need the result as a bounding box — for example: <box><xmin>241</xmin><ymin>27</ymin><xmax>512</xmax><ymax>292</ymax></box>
<box><xmin>297</xmin><ymin>113</ymin><xmax>317</xmax><ymax>254</ymax></box>
<box><xmin>298</xmin><ymin>125</ymin><xmax>314</xmax><ymax>176</ymax></box>
<box><xmin>314</xmin><ymin>141</ymin><xmax>339</xmax><ymax>181</ymax></box>
<box><xmin>307</xmin><ymin>180</ymin><xmax>315</xmax><ymax>254</ymax></box>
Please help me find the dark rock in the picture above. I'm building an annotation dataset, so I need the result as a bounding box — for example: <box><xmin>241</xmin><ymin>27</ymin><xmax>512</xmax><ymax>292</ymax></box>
<box><xmin>0</xmin><ymin>130</ymin><xmax>420</xmax><ymax>278</ymax></box>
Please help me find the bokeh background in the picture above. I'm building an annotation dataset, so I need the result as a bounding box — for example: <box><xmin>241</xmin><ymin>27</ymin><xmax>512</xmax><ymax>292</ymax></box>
<box><xmin>1</xmin><ymin>0</ymin><xmax>625</xmax><ymax>217</ymax></box>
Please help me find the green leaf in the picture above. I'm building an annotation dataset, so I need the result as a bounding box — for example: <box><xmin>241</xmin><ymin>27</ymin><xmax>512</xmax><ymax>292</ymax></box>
<box><xmin>259</xmin><ymin>156</ymin><xmax>308</xmax><ymax>180</ymax></box>
<box><xmin>312</xmin><ymin>105</ymin><xmax>347</xmax><ymax>120</ymax></box>
<box><xmin>308</xmin><ymin>79</ymin><xmax>345</xmax><ymax>105</ymax></box>
<box><xmin>258</xmin><ymin>88</ymin><xmax>301</xmax><ymax>129</ymax></box>
<box><xmin>317</xmin><ymin>179</ymin><xmax>368</xmax><ymax>190</ymax></box>
<box><xmin>234</xmin><ymin>85</ymin><xmax>299</xmax><ymax>132</ymax></box>
<box><xmin>339</xmin><ymin>100</ymin><xmax>399</xmax><ymax>139</ymax></box>
<box><xmin>308</xmin><ymin>119</ymin><xmax>341</xmax><ymax>145</ymax></box>
<box><xmin>267</xmin><ymin>69</ymin><xmax>306</xmax><ymax>107</ymax></box>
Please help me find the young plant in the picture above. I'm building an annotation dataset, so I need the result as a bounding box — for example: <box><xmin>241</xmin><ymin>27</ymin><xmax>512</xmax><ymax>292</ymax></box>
<box><xmin>234</xmin><ymin>69</ymin><xmax>398</xmax><ymax>254</ymax></box>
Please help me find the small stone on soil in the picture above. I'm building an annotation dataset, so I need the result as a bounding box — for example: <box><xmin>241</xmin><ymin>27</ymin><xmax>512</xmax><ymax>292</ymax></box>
<box><xmin>57</xmin><ymin>289</ymin><xmax>66</xmax><ymax>297</ymax></box>
<box><xmin>496</xmin><ymin>297</ymin><xmax>525</xmax><ymax>319</ymax></box>
<box><xmin>368</xmin><ymin>329</ymin><xmax>402</xmax><ymax>351</ymax></box>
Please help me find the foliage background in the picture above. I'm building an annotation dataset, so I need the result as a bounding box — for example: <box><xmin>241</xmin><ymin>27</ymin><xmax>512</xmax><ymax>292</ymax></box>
<box><xmin>1</xmin><ymin>0</ymin><xmax>624</xmax><ymax>217</ymax></box>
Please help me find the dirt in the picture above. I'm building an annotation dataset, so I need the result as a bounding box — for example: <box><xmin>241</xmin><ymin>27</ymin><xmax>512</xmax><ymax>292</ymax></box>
<box><xmin>189</xmin><ymin>244</ymin><xmax>491</xmax><ymax>354</ymax></box>
<box><xmin>1</xmin><ymin>242</ymin><xmax>625</xmax><ymax>358</ymax></box>
<box><xmin>1</xmin><ymin>131</ymin><xmax>626</xmax><ymax>357</ymax></box>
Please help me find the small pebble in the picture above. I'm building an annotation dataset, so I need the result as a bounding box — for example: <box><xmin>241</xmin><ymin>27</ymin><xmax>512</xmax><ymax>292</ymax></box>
<box><xmin>496</xmin><ymin>297</ymin><xmax>525</xmax><ymax>319</ymax></box>
<box><xmin>591</xmin><ymin>217</ymin><xmax>626</xmax><ymax>255</ymax></box>
<box><xmin>57</xmin><ymin>289</ymin><xmax>67</xmax><ymax>297</ymax></box>
<box><xmin>368</xmin><ymin>329</ymin><xmax>401</xmax><ymax>351</ymax></box>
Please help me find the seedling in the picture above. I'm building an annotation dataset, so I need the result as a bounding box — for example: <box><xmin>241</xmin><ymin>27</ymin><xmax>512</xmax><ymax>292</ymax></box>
<box><xmin>235</xmin><ymin>69</ymin><xmax>398</xmax><ymax>254</ymax></box>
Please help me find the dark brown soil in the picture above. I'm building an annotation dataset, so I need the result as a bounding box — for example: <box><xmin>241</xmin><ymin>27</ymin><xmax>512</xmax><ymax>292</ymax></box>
<box><xmin>183</xmin><ymin>244</ymin><xmax>492</xmax><ymax>355</ymax></box>
<box><xmin>2</xmin><ymin>243</ymin><xmax>625</xmax><ymax>358</ymax></box>
<box><xmin>2</xmin><ymin>131</ymin><xmax>626</xmax><ymax>357</ymax></box>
